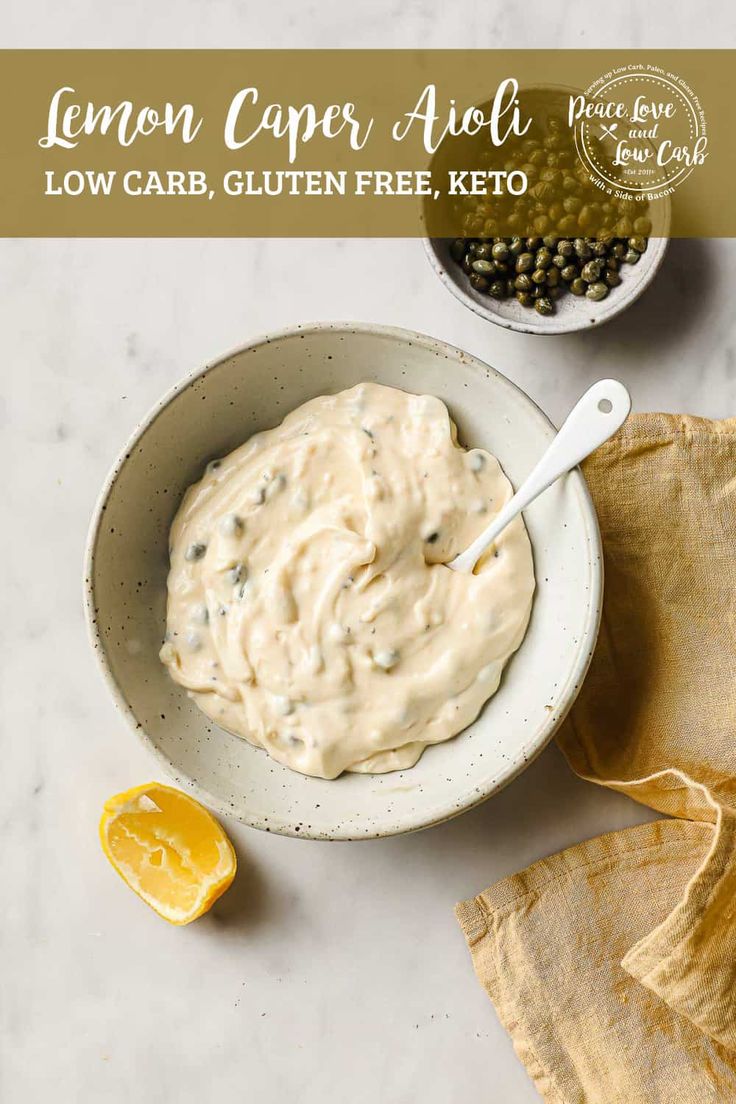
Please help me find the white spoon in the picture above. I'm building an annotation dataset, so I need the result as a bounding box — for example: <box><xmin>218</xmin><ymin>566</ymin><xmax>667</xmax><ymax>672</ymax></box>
<box><xmin>448</xmin><ymin>378</ymin><xmax>631</xmax><ymax>573</ymax></box>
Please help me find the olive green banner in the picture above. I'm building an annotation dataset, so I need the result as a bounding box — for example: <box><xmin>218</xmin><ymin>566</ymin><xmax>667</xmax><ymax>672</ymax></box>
<box><xmin>1</xmin><ymin>50</ymin><xmax>733</xmax><ymax>237</ymax></box>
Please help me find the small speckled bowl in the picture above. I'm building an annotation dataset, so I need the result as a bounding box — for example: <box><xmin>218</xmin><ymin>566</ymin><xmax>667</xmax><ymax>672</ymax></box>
<box><xmin>84</xmin><ymin>323</ymin><xmax>602</xmax><ymax>839</ymax></box>
<box><xmin>424</xmin><ymin>235</ymin><xmax>669</xmax><ymax>335</ymax></box>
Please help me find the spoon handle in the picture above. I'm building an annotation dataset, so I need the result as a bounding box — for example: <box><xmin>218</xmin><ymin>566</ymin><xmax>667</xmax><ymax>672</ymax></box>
<box><xmin>448</xmin><ymin>379</ymin><xmax>631</xmax><ymax>573</ymax></box>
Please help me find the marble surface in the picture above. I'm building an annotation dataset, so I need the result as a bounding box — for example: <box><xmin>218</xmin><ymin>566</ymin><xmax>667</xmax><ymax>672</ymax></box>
<box><xmin>3</xmin><ymin>4</ymin><xmax>736</xmax><ymax>1102</ymax></box>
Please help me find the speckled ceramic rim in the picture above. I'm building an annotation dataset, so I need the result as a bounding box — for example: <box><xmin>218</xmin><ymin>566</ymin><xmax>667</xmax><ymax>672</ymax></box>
<box><xmin>84</xmin><ymin>322</ymin><xmax>604</xmax><ymax>839</ymax></box>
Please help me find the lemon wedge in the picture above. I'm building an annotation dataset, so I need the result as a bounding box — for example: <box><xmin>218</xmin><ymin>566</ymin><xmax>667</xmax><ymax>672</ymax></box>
<box><xmin>99</xmin><ymin>783</ymin><xmax>236</xmax><ymax>924</ymax></box>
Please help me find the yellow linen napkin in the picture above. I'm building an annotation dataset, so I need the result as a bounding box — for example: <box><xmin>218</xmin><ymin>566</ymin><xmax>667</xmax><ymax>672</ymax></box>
<box><xmin>456</xmin><ymin>414</ymin><xmax>736</xmax><ymax>1102</ymax></box>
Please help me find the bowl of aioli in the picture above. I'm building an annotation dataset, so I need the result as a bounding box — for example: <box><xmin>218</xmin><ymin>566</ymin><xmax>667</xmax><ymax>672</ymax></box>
<box><xmin>85</xmin><ymin>323</ymin><xmax>602</xmax><ymax>839</ymax></box>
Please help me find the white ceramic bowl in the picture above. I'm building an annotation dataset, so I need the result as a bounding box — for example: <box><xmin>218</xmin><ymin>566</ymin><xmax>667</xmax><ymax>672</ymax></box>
<box><xmin>85</xmin><ymin>323</ymin><xmax>602</xmax><ymax>839</ymax></box>
<box><xmin>424</xmin><ymin>235</ymin><xmax>670</xmax><ymax>335</ymax></box>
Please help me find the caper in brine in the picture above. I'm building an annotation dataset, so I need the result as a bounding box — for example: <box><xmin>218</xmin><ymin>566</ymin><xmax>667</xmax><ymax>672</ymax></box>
<box><xmin>535</xmin><ymin>296</ymin><xmax>554</xmax><ymax>315</ymax></box>
<box><xmin>574</xmin><ymin>238</ymin><xmax>593</xmax><ymax>261</ymax></box>
<box><xmin>514</xmin><ymin>273</ymin><xmax>533</xmax><ymax>291</ymax></box>
<box><xmin>508</xmin><ymin>237</ymin><xmax>524</xmax><ymax>256</ymax></box>
<box><xmin>531</xmin><ymin>268</ymin><xmax>548</xmax><ymax>285</ymax></box>
<box><xmin>542</xmin><ymin>235</ymin><xmax>558</xmax><ymax>250</ymax></box>
<box><xmin>491</xmin><ymin>242</ymin><xmax>510</xmax><ymax>261</ymax></box>
<box><xmin>634</xmin><ymin>216</ymin><xmax>652</xmax><ymax>235</ymax></box>
<box><xmin>628</xmin><ymin>236</ymin><xmax>648</xmax><ymax>254</ymax></box>
<box><xmin>535</xmin><ymin>248</ymin><xmax>553</xmax><ymax>269</ymax></box>
<box><xmin>561</xmin><ymin>264</ymin><xmax>578</xmax><ymax>282</ymax></box>
<box><xmin>471</xmin><ymin>259</ymin><xmax>495</xmax><ymax>276</ymax></box>
<box><xmin>534</xmin><ymin>214</ymin><xmax>552</xmax><ymax>234</ymax></box>
<box><xmin>552</xmin><ymin>254</ymin><xmax>566</xmax><ymax>269</ymax></box>
<box><xmin>557</xmin><ymin>239</ymin><xmax>574</xmax><ymax>258</ymax></box>
<box><xmin>585</xmin><ymin>281</ymin><xmax>609</xmax><ymax>301</ymax></box>
<box><xmin>515</xmin><ymin>252</ymin><xmax>535</xmax><ymax>273</ymax></box>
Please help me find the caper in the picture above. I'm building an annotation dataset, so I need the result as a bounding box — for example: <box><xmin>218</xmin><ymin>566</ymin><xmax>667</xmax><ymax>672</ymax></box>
<box><xmin>562</xmin><ymin>177</ymin><xmax>579</xmax><ymax>195</ymax></box>
<box><xmin>531</xmin><ymin>268</ymin><xmax>548</xmax><ymax>285</ymax></box>
<box><xmin>461</xmin><ymin>253</ymin><xmax>473</xmax><ymax>275</ymax></box>
<box><xmin>474</xmin><ymin>242</ymin><xmax>495</xmax><ymax>260</ymax></box>
<box><xmin>628</xmin><ymin>236</ymin><xmax>648</xmax><ymax>254</ymax></box>
<box><xmin>557</xmin><ymin>215</ymin><xmax>579</xmax><ymax>236</ymax></box>
<box><xmin>525</xmin><ymin>237</ymin><xmax>542</xmax><ymax>249</ymax></box>
<box><xmin>574</xmin><ymin>238</ymin><xmax>592</xmax><ymax>260</ymax></box>
<box><xmin>516</xmin><ymin>291</ymin><xmax>534</xmax><ymax>307</ymax></box>
<box><xmin>488</xmin><ymin>280</ymin><xmax>508</xmax><ymax>298</ymax></box>
<box><xmin>615</xmin><ymin>217</ymin><xmax>634</xmax><ymax>237</ymax></box>
<box><xmin>471</xmin><ymin>259</ymin><xmax>495</xmax><ymax>276</ymax></box>
<box><xmin>570</xmin><ymin>277</ymin><xmax>586</xmax><ymax>296</ymax></box>
<box><xmin>590</xmin><ymin>241</ymin><xmax>609</xmax><ymax>257</ymax></box>
<box><xmin>634</xmin><ymin>217</ymin><xmax>652</xmax><ymax>235</ymax></box>
<box><xmin>508</xmin><ymin>237</ymin><xmax>524</xmax><ymax>256</ymax></box>
<box><xmin>534</xmin><ymin>215</ymin><xmax>551</xmax><ymax>234</ymax></box>
<box><xmin>546</xmin><ymin>266</ymin><xmax>560</xmax><ymax>287</ymax></box>
<box><xmin>561</xmin><ymin>264</ymin><xmax>578</xmax><ymax>282</ymax></box>
<box><xmin>563</xmin><ymin>196</ymin><xmax>582</xmax><ymax>215</ymax></box>
<box><xmin>514</xmin><ymin>274</ymin><xmax>533</xmax><ymax>291</ymax></box>
<box><xmin>515</xmin><ymin>252</ymin><xmax>535</xmax><ymax>273</ymax></box>
<box><xmin>535</xmin><ymin>296</ymin><xmax>554</xmax><ymax>315</ymax></box>
<box><xmin>542</xmin><ymin>235</ymin><xmax>558</xmax><ymax>250</ymax></box>
<box><xmin>581</xmin><ymin>260</ymin><xmax>603</xmax><ymax>283</ymax></box>
<box><xmin>535</xmin><ymin>248</ymin><xmax>553</xmax><ymax>269</ymax></box>
<box><xmin>623</xmin><ymin>250</ymin><xmax>641</xmax><ymax>264</ymax></box>
<box><xmin>585</xmin><ymin>281</ymin><xmax>609</xmax><ymax>302</ymax></box>
<box><xmin>530</xmin><ymin>182</ymin><xmax>553</xmax><ymax>205</ymax></box>
<box><xmin>469</xmin><ymin>273</ymin><xmax>490</xmax><ymax>292</ymax></box>
<box><xmin>552</xmin><ymin>254</ymin><xmax>566</xmax><ymax>269</ymax></box>
<box><xmin>557</xmin><ymin>240</ymin><xmax>574</xmax><ymax>257</ymax></box>
<box><xmin>604</xmin><ymin>271</ymin><xmax>622</xmax><ymax>288</ymax></box>
<box><xmin>578</xmin><ymin>206</ymin><xmax>598</xmax><ymax>231</ymax></box>
<box><xmin>450</xmin><ymin>239</ymin><xmax>465</xmax><ymax>263</ymax></box>
<box><xmin>494</xmin><ymin>261</ymin><xmax>510</xmax><ymax>275</ymax></box>
<box><xmin>491</xmin><ymin>242</ymin><xmax>510</xmax><ymax>261</ymax></box>
<box><xmin>185</xmin><ymin>542</ymin><xmax>207</xmax><ymax>562</ymax></box>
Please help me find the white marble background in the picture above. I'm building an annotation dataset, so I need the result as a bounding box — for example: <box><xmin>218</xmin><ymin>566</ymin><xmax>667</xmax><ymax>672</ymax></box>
<box><xmin>3</xmin><ymin>4</ymin><xmax>735</xmax><ymax>1102</ymax></box>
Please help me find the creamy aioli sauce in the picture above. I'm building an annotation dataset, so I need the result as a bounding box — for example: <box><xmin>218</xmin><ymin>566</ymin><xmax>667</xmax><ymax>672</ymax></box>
<box><xmin>160</xmin><ymin>383</ymin><xmax>535</xmax><ymax>779</ymax></box>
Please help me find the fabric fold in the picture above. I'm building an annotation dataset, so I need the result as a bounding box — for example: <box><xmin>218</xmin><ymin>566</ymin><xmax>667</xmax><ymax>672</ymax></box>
<box><xmin>457</xmin><ymin>413</ymin><xmax>736</xmax><ymax>1101</ymax></box>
